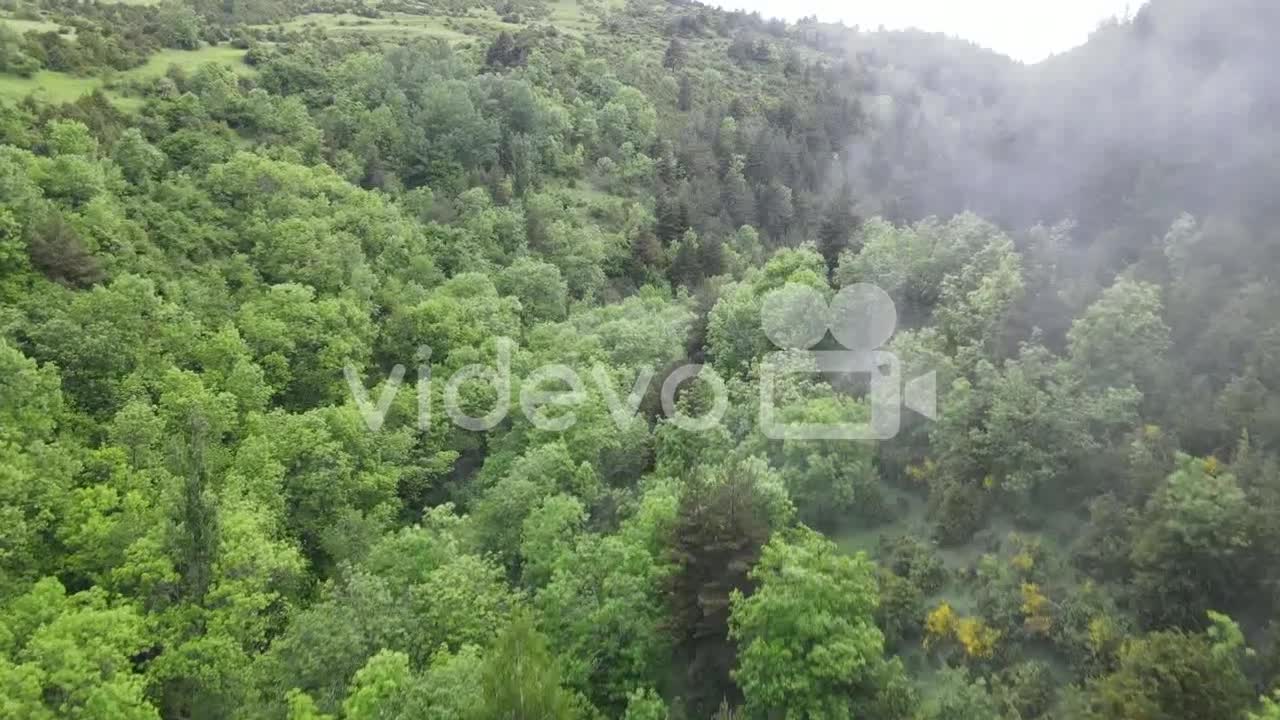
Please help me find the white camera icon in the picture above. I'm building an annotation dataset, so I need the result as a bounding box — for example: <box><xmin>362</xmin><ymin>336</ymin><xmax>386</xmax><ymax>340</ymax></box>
<box><xmin>758</xmin><ymin>283</ymin><xmax>936</xmax><ymax>441</ymax></box>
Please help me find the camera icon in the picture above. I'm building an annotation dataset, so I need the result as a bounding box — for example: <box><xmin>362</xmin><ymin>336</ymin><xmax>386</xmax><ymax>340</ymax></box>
<box><xmin>758</xmin><ymin>283</ymin><xmax>936</xmax><ymax>440</ymax></box>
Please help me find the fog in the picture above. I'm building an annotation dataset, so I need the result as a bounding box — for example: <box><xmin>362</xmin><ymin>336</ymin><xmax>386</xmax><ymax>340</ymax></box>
<box><xmin>829</xmin><ymin>0</ymin><xmax>1280</xmax><ymax>255</ymax></box>
<box><xmin>717</xmin><ymin>0</ymin><xmax>1141</xmax><ymax>61</ymax></box>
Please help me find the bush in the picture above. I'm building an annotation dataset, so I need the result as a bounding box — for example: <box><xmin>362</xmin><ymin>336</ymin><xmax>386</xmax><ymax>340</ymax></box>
<box><xmin>878</xmin><ymin>534</ymin><xmax>948</xmax><ymax>594</ymax></box>
<box><xmin>993</xmin><ymin>661</ymin><xmax>1056</xmax><ymax>719</ymax></box>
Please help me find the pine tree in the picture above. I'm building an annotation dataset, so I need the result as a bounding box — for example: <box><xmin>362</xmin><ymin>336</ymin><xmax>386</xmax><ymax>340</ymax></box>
<box><xmin>666</xmin><ymin>468</ymin><xmax>779</xmax><ymax>718</ymax></box>
<box><xmin>663</xmin><ymin>37</ymin><xmax>688</xmax><ymax>70</ymax></box>
<box><xmin>817</xmin><ymin>189</ymin><xmax>861</xmax><ymax>275</ymax></box>
<box><xmin>677</xmin><ymin>74</ymin><xmax>694</xmax><ymax>112</ymax></box>
<box><xmin>486</xmin><ymin>31</ymin><xmax>528</xmax><ymax>70</ymax></box>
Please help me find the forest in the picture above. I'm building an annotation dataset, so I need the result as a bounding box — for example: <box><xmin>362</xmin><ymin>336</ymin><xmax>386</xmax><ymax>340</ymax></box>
<box><xmin>2</xmin><ymin>0</ymin><xmax>1280</xmax><ymax>717</ymax></box>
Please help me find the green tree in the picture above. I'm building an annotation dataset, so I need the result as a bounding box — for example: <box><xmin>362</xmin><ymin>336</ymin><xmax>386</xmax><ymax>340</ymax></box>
<box><xmin>155</xmin><ymin>2</ymin><xmax>204</xmax><ymax>49</ymax></box>
<box><xmin>1074</xmin><ymin>613</ymin><xmax>1252</xmax><ymax>720</ymax></box>
<box><xmin>706</xmin><ymin>249</ymin><xmax>828</xmax><ymax>377</ymax></box>
<box><xmin>1068</xmin><ymin>278</ymin><xmax>1172</xmax><ymax>406</ymax></box>
<box><xmin>112</xmin><ymin>129</ymin><xmax>165</xmax><ymax>188</ymax></box>
<box><xmin>917</xmin><ymin>668</ymin><xmax>999</xmax><ymax>720</ymax></box>
<box><xmin>473</xmin><ymin>613</ymin><xmax>581</xmax><ymax>720</ymax></box>
<box><xmin>755</xmin><ymin>395</ymin><xmax>882</xmax><ymax>530</ymax></box>
<box><xmin>498</xmin><ymin>257</ymin><xmax>569</xmax><ymax>324</ymax></box>
<box><xmin>0</xmin><ymin>579</ymin><xmax>159</xmax><ymax>720</ymax></box>
<box><xmin>729</xmin><ymin>528</ymin><xmax>892</xmax><ymax>720</ymax></box>
<box><xmin>534</xmin><ymin>483</ymin><xmax>676</xmax><ymax>712</ymax></box>
<box><xmin>1132</xmin><ymin>455</ymin><xmax>1254</xmax><ymax>629</ymax></box>
<box><xmin>341</xmin><ymin>650</ymin><xmax>415</xmax><ymax>720</ymax></box>
<box><xmin>1251</xmin><ymin>692</ymin><xmax>1280</xmax><ymax>720</ymax></box>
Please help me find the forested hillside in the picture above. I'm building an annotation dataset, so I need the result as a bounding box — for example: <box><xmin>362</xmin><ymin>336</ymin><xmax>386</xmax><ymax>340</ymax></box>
<box><xmin>3</xmin><ymin>0</ymin><xmax>1280</xmax><ymax>718</ymax></box>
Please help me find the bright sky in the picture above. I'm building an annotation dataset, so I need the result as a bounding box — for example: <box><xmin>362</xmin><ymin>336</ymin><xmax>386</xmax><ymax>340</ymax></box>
<box><xmin>717</xmin><ymin>0</ymin><xmax>1146</xmax><ymax>62</ymax></box>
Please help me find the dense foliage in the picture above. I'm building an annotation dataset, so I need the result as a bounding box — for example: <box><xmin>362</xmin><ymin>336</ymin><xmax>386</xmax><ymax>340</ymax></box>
<box><xmin>3</xmin><ymin>0</ymin><xmax>1280</xmax><ymax>718</ymax></box>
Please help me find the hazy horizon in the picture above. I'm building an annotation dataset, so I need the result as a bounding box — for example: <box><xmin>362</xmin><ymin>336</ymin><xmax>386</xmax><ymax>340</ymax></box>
<box><xmin>714</xmin><ymin>0</ymin><xmax>1146</xmax><ymax>62</ymax></box>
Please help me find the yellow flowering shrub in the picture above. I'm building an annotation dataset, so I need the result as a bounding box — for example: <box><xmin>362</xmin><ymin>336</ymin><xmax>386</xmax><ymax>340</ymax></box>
<box><xmin>924</xmin><ymin>602</ymin><xmax>1002</xmax><ymax>660</ymax></box>
<box><xmin>1021</xmin><ymin>582</ymin><xmax>1052</xmax><ymax>635</ymax></box>
<box><xmin>955</xmin><ymin>617</ymin><xmax>1001</xmax><ymax>659</ymax></box>
<box><xmin>924</xmin><ymin>602</ymin><xmax>957</xmax><ymax>649</ymax></box>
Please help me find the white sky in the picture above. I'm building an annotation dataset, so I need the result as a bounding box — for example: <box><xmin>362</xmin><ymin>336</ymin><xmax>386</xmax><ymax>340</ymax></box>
<box><xmin>716</xmin><ymin>0</ymin><xmax>1146</xmax><ymax>63</ymax></box>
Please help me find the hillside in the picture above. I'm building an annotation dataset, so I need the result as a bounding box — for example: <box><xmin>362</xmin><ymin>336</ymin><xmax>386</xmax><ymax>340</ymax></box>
<box><xmin>3</xmin><ymin>0</ymin><xmax>1280</xmax><ymax>718</ymax></box>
